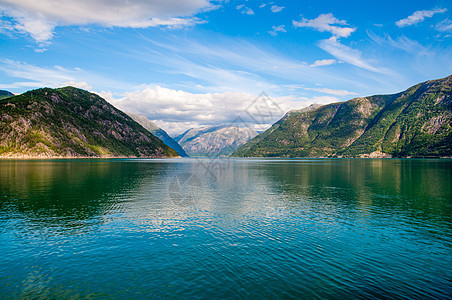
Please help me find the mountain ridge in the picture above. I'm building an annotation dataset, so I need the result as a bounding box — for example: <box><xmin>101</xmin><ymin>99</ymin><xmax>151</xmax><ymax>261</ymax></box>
<box><xmin>233</xmin><ymin>75</ymin><xmax>452</xmax><ymax>158</ymax></box>
<box><xmin>0</xmin><ymin>90</ymin><xmax>14</xmax><ymax>100</ymax></box>
<box><xmin>0</xmin><ymin>87</ymin><xmax>178</xmax><ymax>158</ymax></box>
<box><xmin>127</xmin><ymin>112</ymin><xmax>188</xmax><ymax>157</ymax></box>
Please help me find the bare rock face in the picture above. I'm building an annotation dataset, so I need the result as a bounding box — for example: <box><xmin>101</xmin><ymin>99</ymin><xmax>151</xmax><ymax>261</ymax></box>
<box><xmin>0</xmin><ymin>87</ymin><xmax>178</xmax><ymax>158</ymax></box>
<box><xmin>233</xmin><ymin>74</ymin><xmax>452</xmax><ymax>158</ymax></box>
<box><xmin>174</xmin><ymin>125</ymin><xmax>258</xmax><ymax>157</ymax></box>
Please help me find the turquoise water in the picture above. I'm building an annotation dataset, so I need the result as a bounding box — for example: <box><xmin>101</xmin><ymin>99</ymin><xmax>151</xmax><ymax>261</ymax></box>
<box><xmin>0</xmin><ymin>158</ymin><xmax>451</xmax><ymax>298</ymax></box>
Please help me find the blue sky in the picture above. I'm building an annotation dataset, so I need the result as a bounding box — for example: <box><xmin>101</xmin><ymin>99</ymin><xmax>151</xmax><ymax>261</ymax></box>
<box><xmin>1</xmin><ymin>0</ymin><xmax>452</xmax><ymax>134</ymax></box>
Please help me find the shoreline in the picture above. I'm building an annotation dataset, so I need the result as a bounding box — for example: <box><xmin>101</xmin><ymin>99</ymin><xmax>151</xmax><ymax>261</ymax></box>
<box><xmin>1</xmin><ymin>155</ymin><xmax>450</xmax><ymax>160</ymax></box>
<box><xmin>0</xmin><ymin>155</ymin><xmax>181</xmax><ymax>159</ymax></box>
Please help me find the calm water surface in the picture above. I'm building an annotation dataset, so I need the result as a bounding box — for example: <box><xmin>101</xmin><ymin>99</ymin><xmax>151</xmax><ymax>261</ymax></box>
<box><xmin>0</xmin><ymin>158</ymin><xmax>451</xmax><ymax>299</ymax></box>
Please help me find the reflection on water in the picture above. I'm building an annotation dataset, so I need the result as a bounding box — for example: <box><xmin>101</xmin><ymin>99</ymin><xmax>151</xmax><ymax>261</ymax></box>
<box><xmin>255</xmin><ymin>159</ymin><xmax>452</xmax><ymax>224</ymax></box>
<box><xmin>0</xmin><ymin>160</ymin><xmax>162</xmax><ymax>223</ymax></box>
<box><xmin>0</xmin><ymin>159</ymin><xmax>451</xmax><ymax>299</ymax></box>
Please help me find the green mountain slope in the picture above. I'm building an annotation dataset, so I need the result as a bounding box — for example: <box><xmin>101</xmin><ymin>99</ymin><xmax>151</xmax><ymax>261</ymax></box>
<box><xmin>233</xmin><ymin>75</ymin><xmax>452</xmax><ymax>158</ymax></box>
<box><xmin>0</xmin><ymin>90</ymin><xmax>14</xmax><ymax>100</ymax></box>
<box><xmin>0</xmin><ymin>87</ymin><xmax>178</xmax><ymax>158</ymax></box>
<box><xmin>127</xmin><ymin>112</ymin><xmax>189</xmax><ymax>157</ymax></box>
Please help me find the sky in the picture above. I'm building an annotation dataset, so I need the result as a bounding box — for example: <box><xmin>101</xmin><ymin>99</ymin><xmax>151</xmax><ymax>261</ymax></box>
<box><xmin>1</xmin><ymin>0</ymin><xmax>452</xmax><ymax>135</ymax></box>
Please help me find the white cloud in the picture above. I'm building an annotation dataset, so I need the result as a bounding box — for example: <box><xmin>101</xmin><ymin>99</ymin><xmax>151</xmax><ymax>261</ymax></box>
<box><xmin>310</xmin><ymin>59</ymin><xmax>337</xmax><ymax>67</ymax></box>
<box><xmin>293</xmin><ymin>14</ymin><xmax>389</xmax><ymax>74</ymax></box>
<box><xmin>11</xmin><ymin>17</ymin><xmax>56</xmax><ymax>43</ymax></box>
<box><xmin>367</xmin><ymin>31</ymin><xmax>431</xmax><ymax>55</ymax></box>
<box><xmin>100</xmin><ymin>86</ymin><xmax>302</xmax><ymax>135</ymax></box>
<box><xmin>64</xmin><ymin>81</ymin><xmax>92</xmax><ymax>90</ymax></box>
<box><xmin>436</xmin><ymin>19</ymin><xmax>452</xmax><ymax>32</ymax></box>
<box><xmin>268</xmin><ymin>25</ymin><xmax>286</xmax><ymax>36</ymax></box>
<box><xmin>0</xmin><ymin>59</ymin><xmax>76</xmax><ymax>87</ymax></box>
<box><xmin>131</xmin><ymin>35</ymin><xmax>333</xmax><ymax>93</ymax></box>
<box><xmin>271</xmin><ymin>5</ymin><xmax>284</xmax><ymax>13</ymax></box>
<box><xmin>287</xmin><ymin>95</ymin><xmax>340</xmax><ymax>107</ymax></box>
<box><xmin>0</xmin><ymin>18</ymin><xmax>13</xmax><ymax>30</ymax></box>
<box><xmin>34</xmin><ymin>47</ymin><xmax>49</xmax><ymax>53</ymax></box>
<box><xmin>237</xmin><ymin>6</ymin><xmax>254</xmax><ymax>15</ymax></box>
<box><xmin>304</xmin><ymin>87</ymin><xmax>357</xmax><ymax>97</ymax></box>
<box><xmin>0</xmin><ymin>0</ymin><xmax>217</xmax><ymax>42</ymax></box>
<box><xmin>396</xmin><ymin>8</ymin><xmax>447</xmax><ymax>27</ymax></box>
<box><xmin>307</xmin><ymin>95</ymin><xmax>339</xmax><ymax>104</ymax></box>
<box><xmin>293</xmin><ymin>13</ymin><xmax>356</xmax><ymax>38</ymax></box>
<box><xmin>0</xmin><ymin>59</ymin><xmax>133</xmax><ymax>92</ymax></box>
<box><xmin>243</xmin><ymin>8</ymin><xmax>254</xmax><ymax>15</ymax></box>
<box><xmin>319</xmin><ymin>37</ymin><xmax>384</xmax><ymax>73</ymax></box>
<box><xmin>259</xmin><ymin>3</ymin><xmax>266</xmax><ymax>8</ymax></box>
<box><xmin>127</xmin><ymin>34</ymin><xmax>364</xmax><ymax>98</ymax></box>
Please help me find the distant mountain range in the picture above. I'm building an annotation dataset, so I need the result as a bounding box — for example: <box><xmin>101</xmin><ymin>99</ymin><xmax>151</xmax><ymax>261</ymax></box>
<box><xmin>175</xmin><ymin>125</ymin><xmax>257</xmax><ymax>157</ymax></box>
<box><xmin>2</xmin><ymin>74</ymin><xmax>451</xmax><ymax>159</ymax></box>
<box><xmin>233</xmin><ymin>75</ymin><xmax>452</xmax><ymax>158</ymax></box>
<box><xmin>127</xmin><ymin>112</ymin><xmax>188</xmax><ymax>157</ymax></box>
<box><xmin>0</xmin><ymin>87</ymin><xmax>178</xmax><ymax>158</ymax></box>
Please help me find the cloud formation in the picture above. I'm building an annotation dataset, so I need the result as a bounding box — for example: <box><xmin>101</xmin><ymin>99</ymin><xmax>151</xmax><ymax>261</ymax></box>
<box><xmin>0</xmin><ymin>0</ymin><xmax>216</xmax><ymax>43</ymax></box>
<box><xmin>310</xmin><ymin>59</ymin><xmax>337</xmax><ymax>67</ymax></box>
<box><xmin>131</xmin><ymin>34</ymin><xmax>348</xmax><ymax>94</ymax></box>
<box><xmin>304</xmin><ymin>87</ymin><xmax>357</xmax><ymax>97</ymax></box>
<box><xmin>367</xmin><ymin>31</ymin><xmax>431</xmax><ymax>55</ymax></box>
<box><xmin>0</xmin><ymin>59</ymin><xmax>132</xmax><ymax>91</ymax></box>
<box><xmin>293</xmin><ymin>13</ymin><xmax>356</xmax><ymax>38</ymax></box>
<box><xmin>100</xmin><ymin>86</ymin><xmax>303</xmax><ymax>135</ymax></box>
<box><xmin>396</xmin><ymin>8</ymin><xmax>447</xmax><ymax>27</ymax></box>
<box><xmin>268</xmin><ymin>25</ymin><xmax>286</xmax><ymax>36</ymax></box>
<box><xmin>271</xmin><ymin>5</ymin><xmax>284</xmax><ymax>13</ymax></box>
<box><xmin>236</xmin><ymin>5</ymin><xmax>254</xmax><ymax>15</ymax></box>
<box><xmin>64</xmin><ymin>81</ymin><xmax>92</xmax><ymax>90</ymax></box>
<box><xmin>319</xmin><ymin>37</ymin><xmax>384</xmax><ymax>73</ymax></box>
<box><xmin>293</xmin><ymin>13</ymin><xmax>385</xmax><ymax>73</ymax></box>
<box><xmin>0</xmin><ymin>59</ymin><xmax>78</xmax><ymax>88</ymax></box>
<box><xmin>436</xmin><ymin>19</ymin><xmax>452</xmax><ymax>32</ymax></box>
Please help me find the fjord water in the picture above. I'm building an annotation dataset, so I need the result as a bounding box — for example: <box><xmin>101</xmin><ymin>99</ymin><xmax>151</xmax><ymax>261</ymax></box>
<box><xmin>0</xmin><ymin>159</ymin><xmax>451</xmax><ymax>299</ymax></box>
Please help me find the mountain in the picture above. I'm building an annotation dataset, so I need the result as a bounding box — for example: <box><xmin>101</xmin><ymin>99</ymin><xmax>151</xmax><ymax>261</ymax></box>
<box><xmin>233</xmin><ymin>75</ymin><xmax>452</xmax><ymax>158</ymax></box>
<box><xmin>0</xmin><ymin>90</ymin><xmax>14</xmax><ymax>100</ymax></box>
<box><xmin>127</xmin><ymin>112</ymin><xmax>188</xmax><ymax>157</ymax></box>
<box><xmin>0</xmin><ymin>87</ymin><xmax>178</xmax><ymax>158</ymax></box>
<box><xmin>174</xmin><ymin>125</ymin><xmax>258</xmax><ymax>157</ymax></box>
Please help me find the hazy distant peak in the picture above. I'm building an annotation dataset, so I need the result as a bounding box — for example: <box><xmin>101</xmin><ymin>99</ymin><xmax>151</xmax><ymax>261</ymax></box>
<box><xmin>126</xmin><ymin>112</ymin><xmax>188</xmax><ymax>157</ymax></box>
<box><xmin>176</xmin><ymin>124</ymin><xmax>258</xmax><ymax>157</ymax></box>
